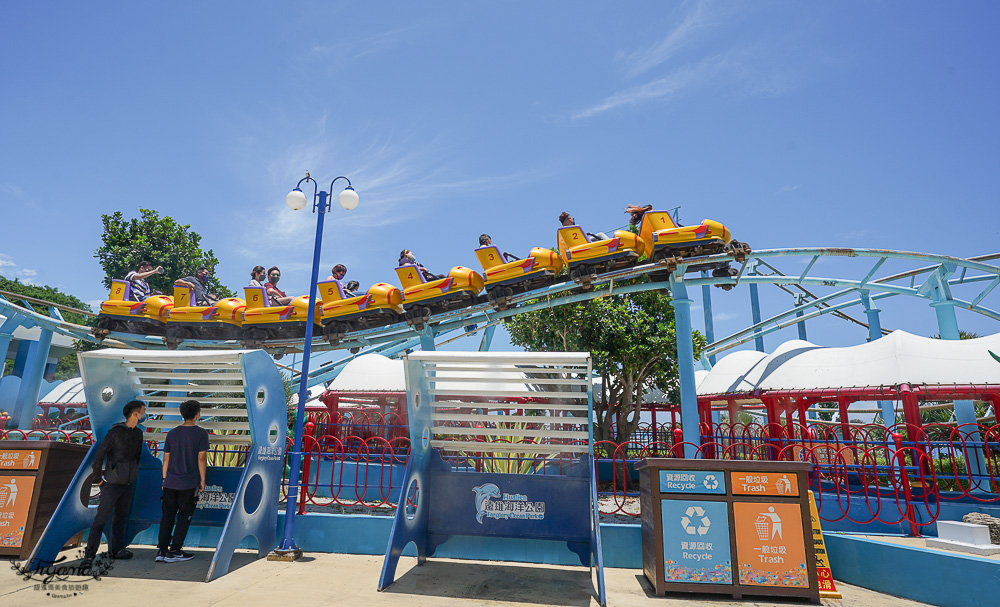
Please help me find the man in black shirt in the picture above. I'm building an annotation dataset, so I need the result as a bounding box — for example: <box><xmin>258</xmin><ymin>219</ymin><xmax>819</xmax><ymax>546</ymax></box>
<box><xmin>174</xmin><ymin>267</ymin><xmax>218</xmax><ymax>307</ymax></box>
<box><xmin>157</xmin><ymin>399</ymin><xmax>209</xmax><ymax>563</ymax></box>
<box><xmin>82</xmin><ymin>400</ymin><xmax>146</xmax><ymax>569</ymax></box>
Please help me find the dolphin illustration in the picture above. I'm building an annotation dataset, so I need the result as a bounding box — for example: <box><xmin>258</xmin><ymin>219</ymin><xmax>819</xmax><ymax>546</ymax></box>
<box><xmin>472</xmin><ymin>483</ymin><xmax>501</xmax><ymax>523</ymax></box>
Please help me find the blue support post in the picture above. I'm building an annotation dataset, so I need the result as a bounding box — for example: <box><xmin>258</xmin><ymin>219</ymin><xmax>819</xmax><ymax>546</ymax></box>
<box><xmin>748</xmin><ymin>262</ymin><xmax>764</xmax><ymax>352</ymax></box>
<box><xmin>418</xmin><ymin>326</ymin><xmax>436</xmax><ymax>352</ymax></box>
<box><xmin>700</xmin><ymin>271</ymin><xmax>716</xmax><ymax>366</ymax></box>
<box><xmin>14</xmin><ymin>323</ymin><xmax>54</xmax><ymax>430</ymax></box>
<box><xmin>478</xmin><ymin>324</ymin><xmax>496</xmax><ymax>352</ymax></box>
<box><xmin>0</xmin><ymin>313</ymin><xmax>25</xmax><ymax>379</ymax></box>
<box><xmin>860</xmin><ymin>291</ymin><xmax>895</xmax><ymax>425</ymax></box>
<box><xmin>923</xmin><ymin>268</ymin><xmax>986</xmax><ymax>482</ymax></box>
<box><xmin>793</xmin><ymin>294</ymin><xmax>808</xmax><ymax>341</ymax></box>
<box><xmin>12</xmin><ymin>339</ymin><xmax>30</xmax><ymax>377</ymax></box>
<box><xmin>669</xmin><ymin>273</ymin><xmax>700</xmax><ymax>458</ymax></box>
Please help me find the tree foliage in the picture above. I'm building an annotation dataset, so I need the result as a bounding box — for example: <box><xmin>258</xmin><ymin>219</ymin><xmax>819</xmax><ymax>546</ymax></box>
<box><xmin>504</xmin><ymin>279</ymin><xmax>705</xmax><ymax>446</ymax></box>
<box><xmin>94</xmin><ymin>208</ymin><xmax>234</xmax><ymax>298</ymax></box>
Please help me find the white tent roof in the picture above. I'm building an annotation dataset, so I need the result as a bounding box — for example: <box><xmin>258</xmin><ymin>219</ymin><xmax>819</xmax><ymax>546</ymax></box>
<box><xmin>327</xmin><ymin>354</ymin><xmax>406</xmax><ymax>392</ymax></box>
<box><xmin>697</xmin><ymin>330</ymin><xmax>1000</xmax><ymax>395</ymax></box>
<box><xmin>38</xmin><ymin>377</ymin><xmax>85</xmax><ymax>404</ymax></box>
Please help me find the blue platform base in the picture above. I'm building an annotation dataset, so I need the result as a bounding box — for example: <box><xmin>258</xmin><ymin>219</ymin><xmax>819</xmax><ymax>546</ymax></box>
<box><xmin>825</xmin><ymin>533</ymin><xmax>1000</xmax><ymax>607</ymax></box>
<box><xmin>132</xmin><ymin>514</ymin><xmax>642</xmax><ymax>568</ymax></box>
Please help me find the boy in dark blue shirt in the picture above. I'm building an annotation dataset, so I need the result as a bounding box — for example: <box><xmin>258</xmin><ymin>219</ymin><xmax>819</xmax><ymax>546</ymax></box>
<box><xmin>157</xmin><ymin>399</ymin><xmax>209</xmax><ymax>563</ymax></box>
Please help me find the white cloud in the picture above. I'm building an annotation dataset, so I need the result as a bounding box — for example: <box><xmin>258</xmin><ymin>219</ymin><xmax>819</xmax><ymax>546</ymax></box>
<box><xmin>573</xmin><ymin>54</ymin><xmax>729</xmax><ymax>120</ymax></box>
<box><xmin>308</xmin><ymin>23</ymin><xmax>429</xmax><ymax>62</ymax></box>
<box><xmin>617</xmin><ymin>0</ymin><xmax>719</xmax><ymax>78</ymax></box>
<box><xmin>778</xmin><ymin>185</ymin><xmax>800</xmax><ymax>193</ymax></box>
<box><xmin>575</xmin><ymin>2</ymin><xmax>799</xmax><ymax>120</ymax></box>
<box><xmin>0</xmin><ymin>183</ymin><xmax>26</xmax><ymax>198</ymax></box>
<box><xmin>0</xmin><ymin>254</ymin><xmax>15</xmax><ymax>268</ymax></box>
<box><xmin>713</xmin><ymin>312</ymin><xmax>741</xmax><ymax>322</ymax></box>
<box><xmin>17</xmin><ymin>269</ymin><xmax>38</xmax><ymax>277</ymax></box>
<box><xmin>255</xmin><ymin>132</ymin><xmax>546</xmax><ymax>246</ymax></box>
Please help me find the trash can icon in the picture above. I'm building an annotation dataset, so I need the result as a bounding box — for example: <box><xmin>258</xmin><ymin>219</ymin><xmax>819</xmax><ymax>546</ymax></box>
<box><xmin>754</xmin><ymin>514</ymin><xmax>771</xmax><ymax>541</ymax></box>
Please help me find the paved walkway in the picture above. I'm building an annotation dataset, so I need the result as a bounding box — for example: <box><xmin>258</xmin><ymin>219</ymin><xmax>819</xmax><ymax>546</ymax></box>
<box><xmin>2</xmin><ymin>547</ymin><xmax>932</xmax><ymax>607</ymax></box>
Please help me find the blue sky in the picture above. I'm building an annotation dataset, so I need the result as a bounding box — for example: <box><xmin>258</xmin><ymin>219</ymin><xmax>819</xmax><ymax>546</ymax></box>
<box><xmin>2</xmin><ymin>1</ymin><xmax>999</xmax><ymax>357</ymax></box>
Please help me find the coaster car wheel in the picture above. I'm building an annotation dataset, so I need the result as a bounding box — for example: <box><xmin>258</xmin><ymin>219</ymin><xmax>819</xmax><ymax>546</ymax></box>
<box><xmin>405</xmin><ymin>306</ymin><xmax>432</xmax><ymax>332</ymax></box>
<box><xmin>725</xmin><ymin>240</ymin><xmax>751</xmax><ymax>263</ymax></box>
<box><xmin>486</xmin><ymin>285</ymin><xmax>515</xmax><ymax>311</ymax></box>
<box><xmin>569</xmin><ymin>265</ymin><xmax>596</xmax><ymax>291</ymax></box>
<box><xmin>242</xmin><ymin>327</ymin><xmax>268</xmax><ymax>350</ymax></box>
<box><xmin>165</xmin><ymin>325</ymin><xmax>187</xmax><ymax>350</ymax></box>
<box><xmin>712</xmin><ymin>265</ymin><xmax>739</xmax><ymax>291</ymax></box>
<box><xmin>323</xmin><ymin>321</ymin><xmax>349</xmax><ymax>347</ymax></box>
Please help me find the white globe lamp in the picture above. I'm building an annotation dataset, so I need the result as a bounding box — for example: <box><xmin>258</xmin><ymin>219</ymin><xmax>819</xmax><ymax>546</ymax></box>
<box><xmin>338</xmin><ymin>186</ymin><xmax>359</xmax><ymax>210</ymax></box>
<box><xmin>285</xmin><ymin>188</ymin><xmax>308</xmax><ymax>211</ymax></box>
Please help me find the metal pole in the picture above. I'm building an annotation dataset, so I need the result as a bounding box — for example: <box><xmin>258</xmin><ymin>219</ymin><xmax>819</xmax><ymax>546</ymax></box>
<box><xmin>860</xmin><ymin>290</ymin><xmax>895</xmax><ymax>425</ymax></box>
<box><xmin>278</xmin><ymin>190</ymin><xmax>328</xmax><ymax>553</ymax></box>
<box><xmin>700</xmin><ymin>271</ymin><xmax>716</xmax><ymax>366</ymax></box>
<box><xmin>793</xmin><ymin>293</ymin><xmax>808</xmax><ymax>342</ymax></box>
<box><xmin>669</xmin><ymin>273</ymin><xmax>700</xmax><ymax>458</ymax></box>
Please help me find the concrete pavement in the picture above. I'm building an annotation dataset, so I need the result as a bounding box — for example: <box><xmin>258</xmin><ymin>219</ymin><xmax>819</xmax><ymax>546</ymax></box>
<box><xmin>2</xmin><ymin>547</ymin><xmax>932</xmax><ymax>607</ymax></box>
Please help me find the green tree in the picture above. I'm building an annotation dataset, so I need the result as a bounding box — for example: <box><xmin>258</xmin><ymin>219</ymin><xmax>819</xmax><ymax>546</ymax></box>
<box><xmin>504</xmin><ymin>279</ymin><xmax>705</xmax><ymax>446</ymax></box>
<box><xmin>94</xmin><ymin>208</ymin><xmax>234</xmax><ymax>298</ymax></box>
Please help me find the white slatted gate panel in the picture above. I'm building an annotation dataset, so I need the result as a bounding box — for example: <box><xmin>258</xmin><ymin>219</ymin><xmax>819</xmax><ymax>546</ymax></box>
<box><xmin>124</xmin><ymin>355</ymin><xmax>254</xmax><ymax>454</ymax></box>
<box><xmin>412</xmin><ymin>352</ymin><xmax>594</xmax><ymax>471</ymax></box>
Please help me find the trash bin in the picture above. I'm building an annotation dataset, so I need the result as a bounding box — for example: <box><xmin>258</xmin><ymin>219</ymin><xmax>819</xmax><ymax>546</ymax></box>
<box><xmin>0</xmin><ymin>440</ymin><xmax>89</xmax><ymax>559</ymax></box>
<box><xmin>636</xmin><ymin>458</ymin><xmax>819</xmax><ymax>602</ymax></box>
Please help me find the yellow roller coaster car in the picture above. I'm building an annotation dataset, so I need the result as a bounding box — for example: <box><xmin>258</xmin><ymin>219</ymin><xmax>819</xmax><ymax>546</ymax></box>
<box><xmin>319</xmin><ymin>280</ymin><xmax>404</xmax><ymax>346</ymax></box>
<box><xmin>474</xmin><ymin>245</ymin><xmax>564</xmax><ymax>310</ymax></box>
<box><xmin>556</xmin><ymin>226</ymin><xmax>644</xmax><ymax>288</ymax></box>
<box><xmin>94</xmin><ymin>279</ymin><xmax>173</xmax><ymax>340</ymax></box>
<box><xmin>164</xmin><ymin>286</ymin><xmax>245</xmax><ymax>348</ymax></box>
<box><xmin>240</xmin><ymin>285</ymin><xmax>319</xmax><ymax>348</ymax></box>
<box><xmin>639</xmin><ymin>211</ymin><xmax>735</xmax><ymax>260</ymax></box>
<box><xmin>394</xmin><ymin>264</ymin><xmax>484</xmax><ymax>330</ymax></box>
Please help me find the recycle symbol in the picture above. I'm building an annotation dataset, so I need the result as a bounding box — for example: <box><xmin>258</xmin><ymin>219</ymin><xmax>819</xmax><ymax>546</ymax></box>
<box><xmin>703</xmin><ymin>475</ymin><xmax>719</xmax><ymax>490</ymax></box>
<box><xmin>680</xmin><ymin>506</ymin><xmax>711</xmax><ymax>536</ymax></box>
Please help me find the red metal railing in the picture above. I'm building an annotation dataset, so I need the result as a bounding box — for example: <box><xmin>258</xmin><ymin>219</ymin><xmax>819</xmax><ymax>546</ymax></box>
<box><xmin>7</xmin><ymin>418</ymin><xmax>999</xmax><ymax>533</ymax></box>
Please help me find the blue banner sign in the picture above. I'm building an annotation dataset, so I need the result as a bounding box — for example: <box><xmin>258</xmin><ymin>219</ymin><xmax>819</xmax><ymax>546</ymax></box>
<box><xmin>659</xmin><ymin>469</ymin><xmax>727</xmax><ymax>495</ymax></box>
<box><xmin>661</xmin><ymin>499</ymin><xmax>732</xmax><ymax>584</ymax></box>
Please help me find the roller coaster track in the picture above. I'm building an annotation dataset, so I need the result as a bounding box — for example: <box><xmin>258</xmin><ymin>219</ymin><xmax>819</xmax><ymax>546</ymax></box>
<box><xmin>3</xmin><ymin>248</ymin><xmax>999</xmax><ymax>386</ymax></box>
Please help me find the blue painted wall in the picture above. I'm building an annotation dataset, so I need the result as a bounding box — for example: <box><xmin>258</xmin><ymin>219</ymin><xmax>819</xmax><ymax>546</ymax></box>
<box><xmin>825</xmin><ymin>533</ymin><xmax>999</xmax><ymax>607</ymax></box>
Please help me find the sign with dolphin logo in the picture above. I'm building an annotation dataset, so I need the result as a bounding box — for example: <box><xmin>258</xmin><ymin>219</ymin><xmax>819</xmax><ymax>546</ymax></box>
<box><xmin>473</xmin><ymin>483</ymin><xmax>501</xmax><ymax>523</ymax></box>
<box><xmin>472</xmin><ymin>482</ymin><xmax>546</xmax><ymax>524</ymax></box>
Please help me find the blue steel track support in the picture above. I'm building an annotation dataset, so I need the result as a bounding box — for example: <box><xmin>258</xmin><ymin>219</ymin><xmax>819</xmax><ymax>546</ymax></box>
<box><xmin>418</xmin><ymin>326</ymin><xmax>437</xmax><ymax>352</ymax></box>
<box><xmin>669</xmin><ymin>273</ymin><xmax>700</xmax><ymax>458</ymax></box>
<box><xmin>793</xmin><ymin>293</ymin><xmax>808</xmax><ymax>341</ymax></box>
<box><xmin>0</xmin><ymin>311</ymin><xmax>25</xmax><ymax>379</ymax></box>
<box><xmin>700</xmin><ymin>271</ymin><xmax>716</xmax><ymax>366</ymax></box>
<box><xmin>748</xmin><ymin>261</ymin><xmax>765</xmax><ymax>352</ymax></box>
<box><xmin>860</xmin><ymin>291</ymin><xmax>896</xmax><ymax>425</ymax></box>
<box><xmin>478</xmin><ymin>324</ymin><xmax>496</xmax><ymax>351</ymax></box>
<box><xmin>13</xmin><ymin>307</ymin><xmax>57</xmax><ymax>429</ymax></box>
<box><xmin>922</xmin><ymin>267</ymin><xmax>987</xmax><ymax>481</ymax></box>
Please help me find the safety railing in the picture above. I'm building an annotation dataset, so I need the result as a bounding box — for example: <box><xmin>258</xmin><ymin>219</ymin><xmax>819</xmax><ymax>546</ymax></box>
<box><xmin>8</xmin><ymin>420</ymin><xmax>999</xmax><ymax>532</ymax></box>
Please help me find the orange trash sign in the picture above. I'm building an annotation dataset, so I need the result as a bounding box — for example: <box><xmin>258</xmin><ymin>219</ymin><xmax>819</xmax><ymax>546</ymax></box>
<box><xmin>0</xmin><ymin>476</ymin><xmax>35</xmax><ymax>548</ymax></box>
<box><xmin>0</xmin><ymin>449</ymin><xmax>41</xmax><ymax>470</ymax></box>
<box><xmin>733</xmin><ymin>502</ymin><xmax>809</xmax><ymax>588</ymax></box>
<box><xmin>731</xmin><ymin>471</ymin><xmax>799</xmax><ymax>497</ymax></box>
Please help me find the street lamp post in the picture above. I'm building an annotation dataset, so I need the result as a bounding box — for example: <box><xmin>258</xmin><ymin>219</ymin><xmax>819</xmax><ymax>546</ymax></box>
<box><xmin>273</xmin><ymin>172</ymin><xmax>358</xmax><ymax>558</ymax></box>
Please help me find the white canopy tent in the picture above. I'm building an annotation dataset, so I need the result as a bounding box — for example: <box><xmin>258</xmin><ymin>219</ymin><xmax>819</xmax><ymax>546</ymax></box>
<box><xmin>698</xmin><ymin>331</ymin><xmax>1000</xmax><ymax>396</ymax></box>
